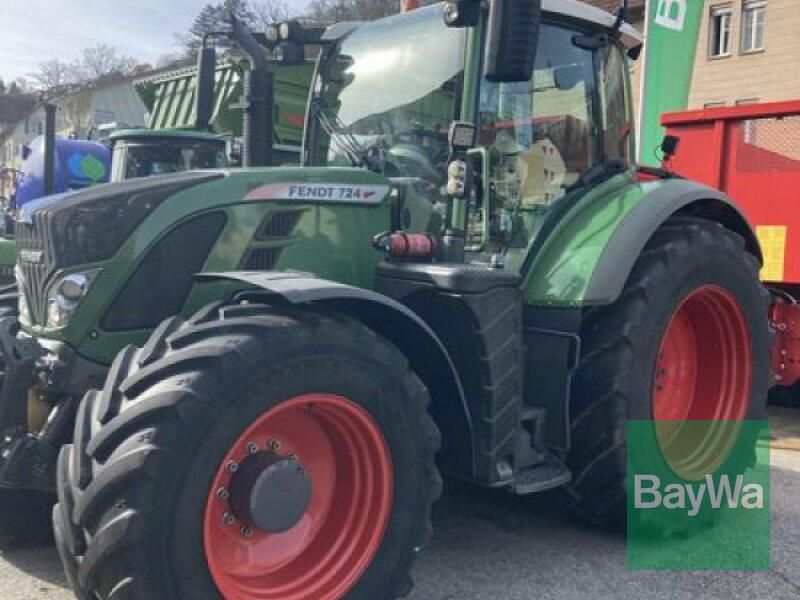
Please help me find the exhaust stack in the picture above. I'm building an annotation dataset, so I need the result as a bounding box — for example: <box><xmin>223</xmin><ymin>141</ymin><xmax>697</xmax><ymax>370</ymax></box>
<box><xmin>195</xmin><ymin>45</ymin><xmax>218</xmax><ymax>130</ymax></box>
<box><xmin>43</xmin><ymin>104</ymin><xmax>57</xmax><ymax>196</ymax></box>
<box><xmin>230</xmin><ymin>14</ymin><xmax>274</xmax><ymax>168</ymax></box>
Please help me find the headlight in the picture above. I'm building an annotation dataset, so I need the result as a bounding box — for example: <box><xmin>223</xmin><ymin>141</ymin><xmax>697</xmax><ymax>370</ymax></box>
<box><xmin>46</xmin><ymin>270</ymin><xmax>101</xmax><ymax>329</ymax></box>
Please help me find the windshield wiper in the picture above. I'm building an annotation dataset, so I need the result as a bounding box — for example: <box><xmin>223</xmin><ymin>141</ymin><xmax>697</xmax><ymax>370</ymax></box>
<box><xmin>312</xmin><ymin>100</ymin><xmax>379</xmax><ymax>171</ymax></box>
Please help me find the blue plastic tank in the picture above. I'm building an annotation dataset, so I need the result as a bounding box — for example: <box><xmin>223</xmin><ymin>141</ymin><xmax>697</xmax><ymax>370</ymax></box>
<box><xmin>14</xmin><ymin>136</ymin><xmax>111</xmax><ymax>207</ymax></box>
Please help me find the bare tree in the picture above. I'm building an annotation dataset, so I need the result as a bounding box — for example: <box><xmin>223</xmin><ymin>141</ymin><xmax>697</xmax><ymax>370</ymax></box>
<box><xmin>251</xmin><ymin>0</ymin><xmax>291</xmax><ymax>27</ymax></box>
<box><xmin>26</xmin><ymin>59</ymin><xmax>78</xmax><ymax>93</ymax></box>
<box><xmin>77</xmin><ymin>44</ymin><xmax>138</xmax><ymax>82</ymax></box>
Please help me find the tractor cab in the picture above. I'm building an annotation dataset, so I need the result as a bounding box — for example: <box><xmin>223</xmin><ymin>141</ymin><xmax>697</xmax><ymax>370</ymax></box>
<box><xmin>304</xmin><ymin>1</ymin><xmax>641</xmax><ymax>270</ymax></box>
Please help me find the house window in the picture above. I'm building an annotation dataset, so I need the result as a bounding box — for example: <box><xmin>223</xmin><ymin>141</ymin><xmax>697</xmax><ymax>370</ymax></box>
<box><xmin>709</xmin><ymin>5</ymin><xmax>732</xmax><ymax>58</ymax></box>
<box><xmin>741</xmin><ymin>1</ymin><xmax>766</xmax><ymax>53</ymax></box>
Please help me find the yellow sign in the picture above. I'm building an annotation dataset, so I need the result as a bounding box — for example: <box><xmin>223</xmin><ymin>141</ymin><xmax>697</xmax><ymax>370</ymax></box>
<box><xmin>756</xmin><ymin>226</ymin><xmax>787</xmax><ymax>282</ymax></box>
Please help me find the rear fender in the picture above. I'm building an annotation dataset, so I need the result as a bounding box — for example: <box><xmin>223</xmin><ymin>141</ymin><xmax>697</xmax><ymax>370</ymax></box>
<box><xmin>196</xmin><ymin>271</ymin><xmax>475</xmax><ymax>479</ymax></box>
<box><xmin>523</xmin><ymin>176</ymin><xmax>761</xmax><ymax>307</ymax></box>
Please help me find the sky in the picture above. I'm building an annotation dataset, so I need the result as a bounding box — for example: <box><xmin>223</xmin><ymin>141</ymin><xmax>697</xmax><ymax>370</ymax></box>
<box><xmin>0</xmin><ymin>0</ymin><xmax>310</xmax><ymax>84</ymax></box>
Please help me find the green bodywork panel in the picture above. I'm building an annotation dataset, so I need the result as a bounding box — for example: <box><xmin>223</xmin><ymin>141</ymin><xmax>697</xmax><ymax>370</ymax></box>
<box><xmin>21</xmin><ymin>167</ymin><xmax>390</xmax><ymax>364</ymax></box>
<box><xmin>519</xmin><ymin>173</ymin><xmax>662</xmax><ymax>307</ymax></box>
<box><xmin>135</xmin><ymin>60</ymin><xmax>314</xmax><ymax>147</ymax></box>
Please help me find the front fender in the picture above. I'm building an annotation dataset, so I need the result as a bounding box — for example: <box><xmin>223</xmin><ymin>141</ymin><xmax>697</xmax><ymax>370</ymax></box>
<box><xmin>196</xmin><ymin>271</ymin><xmax>475</xmax><ymax>479</ymax></box>
<box><xmin>522</xmin><ymin>175</ymin><xmax>760</xmax><ymax>307</ymax></box>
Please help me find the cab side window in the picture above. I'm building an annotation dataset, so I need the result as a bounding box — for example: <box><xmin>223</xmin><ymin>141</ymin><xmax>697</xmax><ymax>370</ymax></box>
<box><xmin>479</xmin><ymin>24</ymin><xmax>633</xmax><ymax>216</ymax></box>
<box><xmin>479</xmin><ymin>23</ymin><xmax>598</xmax><ymax>212</ymax></box>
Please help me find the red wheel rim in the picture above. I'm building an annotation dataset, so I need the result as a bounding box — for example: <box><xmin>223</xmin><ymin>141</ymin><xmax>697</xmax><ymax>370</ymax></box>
<box><xmin>204</xmin><ymin>394</ymin><xmax>394</xmax><ymax>600</ymax></box>
<box><xmin>653</xmin><ymin>285</ymin><xmax>752</xmax><ymax>423</ymax></box>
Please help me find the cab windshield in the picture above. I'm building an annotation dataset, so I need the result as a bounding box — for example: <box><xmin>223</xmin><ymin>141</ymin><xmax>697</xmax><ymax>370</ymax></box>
<box><xmin>113</xmin><ymin>140</ymin><xmax>226</xmax><ymax>181</ymax></box>
<box><xmin>306</xmin><ymin>4</ymin><xmax>465</xmax><ymax>185</ymax></box>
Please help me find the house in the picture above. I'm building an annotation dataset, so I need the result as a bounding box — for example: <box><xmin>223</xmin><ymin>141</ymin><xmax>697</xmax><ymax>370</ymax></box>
<box><xmin>689</xmin><ymin>0</ymin><xmax>796</xmax><ymax>108</ymax></box>
<box><xmin>0</xmin><ymin>94</ymin><xmax>36</xmax><ymax>197</ymax></box>
<box><xmin>0</xmin><ymin>95</ymin><xmax>35</xmax><ymax>137</ymax></box>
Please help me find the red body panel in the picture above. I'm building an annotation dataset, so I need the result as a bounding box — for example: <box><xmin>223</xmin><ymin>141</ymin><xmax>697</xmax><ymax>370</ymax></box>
<box><xmin>662</xmin><ymin>101</ymin><xmax>800</xmax><ymax>284</ymax></box>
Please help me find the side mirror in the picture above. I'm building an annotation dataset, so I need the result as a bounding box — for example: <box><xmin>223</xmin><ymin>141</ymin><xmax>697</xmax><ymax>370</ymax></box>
<box><xmin>661</xmin><ymin>135</ymin><xmax>680</xmax><ymax>159</ymax></box>
<box><xmin>485</xmin><ymin>0</ymin><xmax>541</xmax><ymax>83</ymax></box>
<box><xmin>195</xmin><ymin>46</ymin><xmax>217</xmax><ymax>130</ymax></box>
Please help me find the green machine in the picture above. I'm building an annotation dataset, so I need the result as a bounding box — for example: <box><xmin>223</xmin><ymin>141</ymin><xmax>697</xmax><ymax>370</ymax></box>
<box><xmin>0</xmin><ymin>2</ymin><xmax>772</xmax><ymax>598</ymax></box>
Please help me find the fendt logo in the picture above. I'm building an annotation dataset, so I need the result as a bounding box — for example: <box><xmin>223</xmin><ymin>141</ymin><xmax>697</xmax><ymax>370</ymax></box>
<box><xmin>654</xmin><ymin>0</ymin><xmax>687</xmax><ymax>31</ymax></box>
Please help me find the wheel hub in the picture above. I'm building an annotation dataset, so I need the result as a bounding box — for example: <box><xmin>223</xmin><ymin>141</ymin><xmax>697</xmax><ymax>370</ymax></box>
<box><xmin>228</xmin><ymin>451</ymin><xmax>312</xmax><ymax>534</ymax></box>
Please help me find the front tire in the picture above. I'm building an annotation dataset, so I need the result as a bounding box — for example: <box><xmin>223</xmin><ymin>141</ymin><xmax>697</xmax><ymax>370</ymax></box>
<box><xmin>564</xmin><ymin>217</ymin><xmax>771</xmax><ymax>529</ymax></box>
<box><xmin>54</xmin><ymin>304</ymin><xmax>441</xmax><ymax>599</ymax></box>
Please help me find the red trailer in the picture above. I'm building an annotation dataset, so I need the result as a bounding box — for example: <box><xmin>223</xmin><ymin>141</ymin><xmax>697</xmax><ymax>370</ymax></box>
<box><xmin>662</xmin><ymin>100</ymin><xmax>800</xmax><ymax>388</ymax></box>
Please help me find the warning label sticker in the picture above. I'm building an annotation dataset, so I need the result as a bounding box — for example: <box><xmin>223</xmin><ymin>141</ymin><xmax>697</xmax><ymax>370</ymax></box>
<box><xmin>756</xmin><ymin>225</ymin><xmax>787</xmax><ymax>282</ymax></box>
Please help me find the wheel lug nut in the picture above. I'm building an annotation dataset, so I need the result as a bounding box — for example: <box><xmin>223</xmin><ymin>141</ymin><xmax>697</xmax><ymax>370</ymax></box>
<box><xmin>241</xmin><ymin>526</ymin><xmax>253</xmax><ymax>537</ymax></box>
<box><xmin>223</xmin><ymin>512</ymin><xmax>236</xmax><ymax>525</ymax></box>
<box><xmin>217</xmin><ymin>487</ymin><xmax>229</xmax><ymax>501</ymax></box>
<box><xmin>227</xmin><ymin>461</ymin><xmax>239</xmax><ymax>473</ymax></box>
<box><xmin>247</xmin><ymin>442</ymin><xmax>259</xmax><ymax>455</ymax></box>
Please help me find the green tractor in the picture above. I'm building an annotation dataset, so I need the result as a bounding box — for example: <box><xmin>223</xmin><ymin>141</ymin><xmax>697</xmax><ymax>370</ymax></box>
<box><xmin>0</xmin><ymin>0</ymin><xmax>772</xmax><ymax>598</ymax></box>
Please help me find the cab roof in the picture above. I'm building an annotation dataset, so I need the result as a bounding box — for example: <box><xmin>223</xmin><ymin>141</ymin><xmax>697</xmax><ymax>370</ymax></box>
<box><xmin>109</xmin><ymin>129</ymin><xmax>226</xmax><ymax>143</ymax></box>
<box><xmin>323</xmin><ymin>1</ymin><xmax>642</xmax><ymax>45</ymax></box>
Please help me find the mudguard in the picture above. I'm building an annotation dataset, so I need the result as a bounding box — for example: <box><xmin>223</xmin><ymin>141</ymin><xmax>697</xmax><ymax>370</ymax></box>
<box><xmin>195</xmin><ymin>270</ymin><xmax>475</xmax><ymax>479</ymax></box>
<box><xmin>523</xmin><ymin>175</ymin><xmax>761</xmax><ymax>307</ymax></box>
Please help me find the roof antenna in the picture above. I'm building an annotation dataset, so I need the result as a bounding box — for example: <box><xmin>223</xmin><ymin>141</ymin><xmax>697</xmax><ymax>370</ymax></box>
<box><xmin>612</xmin><ymin>0</ymin><xmax>629</xmax><ymax>34</ymax></box>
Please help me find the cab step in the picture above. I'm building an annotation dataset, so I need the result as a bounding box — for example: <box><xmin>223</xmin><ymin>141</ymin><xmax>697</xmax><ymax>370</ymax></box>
<box><xmin>510</xmin><ymin>451</ymin><xmax>572</xmax><ymax>495</ymax></box>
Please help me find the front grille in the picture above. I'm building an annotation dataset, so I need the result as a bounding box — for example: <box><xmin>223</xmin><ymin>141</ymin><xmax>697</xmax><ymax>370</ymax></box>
<box><xmin>16</xmin><ymin>212</ymin><xmax>56</xmax><ymax>325</ymax></box>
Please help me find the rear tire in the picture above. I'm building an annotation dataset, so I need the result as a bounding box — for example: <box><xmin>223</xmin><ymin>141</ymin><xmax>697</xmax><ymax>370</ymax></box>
<box><xmin>564</xmin><ymin>218</ymin><xmax>771</xmax><ymax>530</ymax></box>
<box><xmin>54</xmin><ymin>303</ymin><xmax>441</xmax><ymax>599</ymax></box>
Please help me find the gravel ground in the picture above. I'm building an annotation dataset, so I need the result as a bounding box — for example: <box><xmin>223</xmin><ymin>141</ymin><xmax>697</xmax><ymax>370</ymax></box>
<box><xmin>2</xmin><ymin>409</ymin><xmax>799</xmax><ymax>600</ymax></box>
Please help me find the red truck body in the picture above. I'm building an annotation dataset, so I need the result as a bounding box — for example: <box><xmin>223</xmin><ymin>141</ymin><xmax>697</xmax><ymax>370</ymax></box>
<box><xmin>662</xmin><ymin>100</ymin><xmax>800</xmax><ymax>386</ymax></box>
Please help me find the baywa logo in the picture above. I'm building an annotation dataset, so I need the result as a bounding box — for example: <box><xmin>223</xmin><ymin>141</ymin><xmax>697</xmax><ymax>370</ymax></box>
<box><xmin>635</xmin><ymin>473</ymin><xmax>765</xmax><ymax>517</ymax></box>
<box><xmin>627</xmin><ymin>420</ymin><xmax>770</xmax><ymax>571</ymax></box>
<box><xmin>654</xmin><ymin>0</ymin><xmax>688</xmax><ymax>32</ymax></box>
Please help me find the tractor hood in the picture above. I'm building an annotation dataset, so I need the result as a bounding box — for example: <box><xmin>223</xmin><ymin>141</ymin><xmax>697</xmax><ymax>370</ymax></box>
<box><xmin>17</xmin><ymin>167</ymin><xmax>394</xmax><ymax>341</ymax></box>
